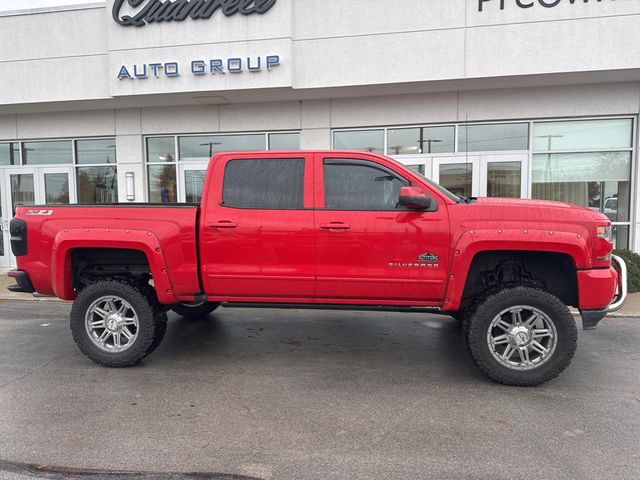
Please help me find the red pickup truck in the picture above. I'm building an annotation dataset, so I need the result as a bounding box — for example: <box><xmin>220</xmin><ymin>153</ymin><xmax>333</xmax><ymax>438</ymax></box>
<box><xmin>7</xmin><ymin>150</ymin><xmax>627</xmax><ymax>386</ymax></box>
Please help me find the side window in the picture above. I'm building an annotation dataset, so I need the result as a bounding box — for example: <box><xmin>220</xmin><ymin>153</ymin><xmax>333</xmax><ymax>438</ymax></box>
<box><xmin>223</xmin><ymin>158</ymin><xmax>305</xmax><ymax>209</ymax></box>
<box><xmin>323</xmin><ymin>159</ymin><xmax>409</xmax><ymax>210</ymax></box>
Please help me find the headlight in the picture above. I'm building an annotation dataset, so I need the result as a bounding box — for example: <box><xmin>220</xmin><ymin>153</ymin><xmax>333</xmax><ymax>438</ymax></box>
<box><xmin>597</xmin><ymin>225</ymin><xmax>613</xmax><ymax>242</ymax></box>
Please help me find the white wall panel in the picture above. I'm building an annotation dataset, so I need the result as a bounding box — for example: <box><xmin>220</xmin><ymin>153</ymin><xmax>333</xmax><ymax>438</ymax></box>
<box><xmin>140</xmin><ymin>105</ymin><xmax>220</xmax><ymax>135</ymax></box>
<box><xmin>16</xmin><ymin>110</ymin><xmax>115</xmax><ymax>139</ymax></box>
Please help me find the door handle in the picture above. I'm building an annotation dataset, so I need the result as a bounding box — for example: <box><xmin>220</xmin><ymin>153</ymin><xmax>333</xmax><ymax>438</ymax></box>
<box><xmin>320</xmin><ymin>222</ymin><xmax>351</xmax><ymax>230</ymax></box>
<box><xmin>209</xmin><ymin>221</ymin><xmax>238</xmax><ymax>229</ymax></box>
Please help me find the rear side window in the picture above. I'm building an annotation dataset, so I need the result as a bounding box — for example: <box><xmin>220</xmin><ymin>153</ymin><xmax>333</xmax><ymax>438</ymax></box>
<box><xmin>323</xmin><ymin>159</ymin><xmax>408</xmax><ymax>210</ymax></box>
<box><xmin>223</xmin><ymin>158</ymin><xmax>305</xmax><ymax>209</ymax></box>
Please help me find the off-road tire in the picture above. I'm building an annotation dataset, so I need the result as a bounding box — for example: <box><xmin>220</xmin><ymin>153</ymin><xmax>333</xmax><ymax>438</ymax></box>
<box><xmin>70</xmin><ymin>280</ymin><xmax>161</xmax><ymax>367</ymax></box>
<box><xmin>171</xmin><ymin>302</ymin><xmax>220</xmax><ymax>319</ymax></box>
<box><xmin>466</xmin><ymin>286</ymin><xmax>578</xmax><ymax>386</ymax></box>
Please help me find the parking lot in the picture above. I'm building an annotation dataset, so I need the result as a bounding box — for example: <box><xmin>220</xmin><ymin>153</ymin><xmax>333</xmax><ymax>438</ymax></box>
<box><xmin>0</xmin><ymin>299</ymin><xmax>638</xmax><ymax>480</ymax></box>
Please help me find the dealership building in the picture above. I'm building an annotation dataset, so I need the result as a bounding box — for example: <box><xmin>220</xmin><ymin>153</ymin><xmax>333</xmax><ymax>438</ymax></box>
<box><xmin>1</xmin><ymin>0</ymin><xmax>639</xmax><ymax>269</ymax></box>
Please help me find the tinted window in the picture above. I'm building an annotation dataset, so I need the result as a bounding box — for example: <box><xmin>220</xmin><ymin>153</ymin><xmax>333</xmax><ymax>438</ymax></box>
<box><xmin>324</xmin><ymin>159</ymin><xmax>408</xmax><ymax>210</ymax></box>
<box><xmin>223</xmin><ymin>158</ymin><xmax>305</xmax><ymax>209</ymax></box>
<box><xmin>22</xmin><ymin>141</ymin><xmax>72</xmax><ymax>165</ymax></box>
<box><xmin>76</xmin><ymin>139</ymin><xmax>116</xmax><ymax>165</ymax></box>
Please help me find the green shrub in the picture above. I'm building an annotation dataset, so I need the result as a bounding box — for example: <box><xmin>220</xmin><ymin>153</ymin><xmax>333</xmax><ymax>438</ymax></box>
<box><xmin>613</xmin><ymin>249</ymin><xmax>640</xmax><ymax>293</ymax></box>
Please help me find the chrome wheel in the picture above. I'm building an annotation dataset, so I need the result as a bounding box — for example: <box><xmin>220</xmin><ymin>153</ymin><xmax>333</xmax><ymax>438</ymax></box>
<box><xmin>486</xmin><ymin>305</ymin><xmax>558</xmax><ymax>371</ymax></box>
<box><xmin>84</xmin><ymin>295</ymin><xmax>139</xmax><ymax>353</ymax></box>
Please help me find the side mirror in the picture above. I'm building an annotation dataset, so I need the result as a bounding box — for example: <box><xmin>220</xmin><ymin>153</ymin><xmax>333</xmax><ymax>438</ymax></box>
<box><xmin>399</xmin><ymin>186</ymin><xmax>432</xmax><ymax>210</ymax></box>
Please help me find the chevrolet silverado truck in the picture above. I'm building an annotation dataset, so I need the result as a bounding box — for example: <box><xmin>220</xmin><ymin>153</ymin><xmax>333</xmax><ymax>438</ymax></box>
<box><xmin>7</xmin><ymin>150</ymin><xmax>627</xmax><ymax>386</ymax></box>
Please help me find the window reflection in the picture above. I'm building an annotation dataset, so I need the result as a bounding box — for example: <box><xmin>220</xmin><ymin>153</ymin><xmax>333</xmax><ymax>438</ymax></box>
<box><xmin>22</xmin><ymin>141</ymin><xmax>72</xmax><ymax>165</ymax></box>
<box><xmin>77</xmin><ymin>166</ymin><xmax>118</xmax><ymax>204</ymax></box>
<box><xmin>44</xmin><ymin>173</ymin><xmax>70</xmax><ymax>204</ymax></box>
<box><xmin>179</xmin><ymin>135</ymin><xmax>265</xmax><ymax>160</ymax></box>
<box><xmin>147</xmin><ymin>137</ymin><xmax>176</xmax><ymax>163</ymax></box>
<box><xmin>459</xmin><ymin>124</ymin><xmax>529</xmax><ymax>152</ymax></box>
<box><xmin>268</xmin><ymin>133</ymin><xmax>300</xmax><ymax>150</ymax></box>
<box><xmin>533</xmin><ymin>119</ymin><xmax>632</xmax><ymax>151</ymax></box>
<box><xmin>0</xmin><ymin>143</ymin><xmax>19</xmax><ymax>165</ymax></box>
<box><xmin>148</xmin><ymin>165</ymin><xmax>177</xmax><ymax>203</ymax></box>
<box><xmin>76</xmin><ymin>139</ymin><xmax>116</xmax><ymax>165</ymax></box>
<box><xmin>388</xmin><ymin>126</ymin><xmax>455</xmax><ymax>155</ymax></box>
<box><xmin>333</xmin><ymin>130</ymin><xmax>384</xmax><ymax>154</ymax></box>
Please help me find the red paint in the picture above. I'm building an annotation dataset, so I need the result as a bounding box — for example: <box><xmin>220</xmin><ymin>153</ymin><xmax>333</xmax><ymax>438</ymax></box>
<box><xmin>13</xmin><ymin>150</ymin><xmax>618</xmax><ymax>312</ymax></box>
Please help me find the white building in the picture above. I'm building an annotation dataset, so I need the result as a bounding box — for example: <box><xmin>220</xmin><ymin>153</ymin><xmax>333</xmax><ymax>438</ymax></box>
<box><xmin>1</xmin><ymin>0</ymin><xmax>639</xmax><ymax>268</ymax></box>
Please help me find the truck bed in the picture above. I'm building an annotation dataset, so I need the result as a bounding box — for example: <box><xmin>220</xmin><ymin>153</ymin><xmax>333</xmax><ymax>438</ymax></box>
<box><xmin>13</xmin><ymin>204</ymin><xmax>201</xmax><ymax>302</ymax></box>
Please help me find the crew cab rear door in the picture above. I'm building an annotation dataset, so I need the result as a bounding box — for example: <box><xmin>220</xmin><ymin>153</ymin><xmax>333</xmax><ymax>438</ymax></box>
<box><xmin>199</xmin><ymin>153</ymin><xmax>315</xmax><ymax>300</ymax></box>
<box><xmin>314</xmin><ymin>153</ymin><xmax>450</xmax><ymax>304</ymax></box>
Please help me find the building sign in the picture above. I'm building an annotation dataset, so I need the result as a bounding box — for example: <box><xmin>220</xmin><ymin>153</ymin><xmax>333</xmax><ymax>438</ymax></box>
<box><xmin>478</xmin><ymin>0</ymin><xmax>612</xmax><ymax>11</ymax></box>
<box><xmin>113</xmin><ymin>0</ymin><xmax>277</xmax><ymax>27</ymax></box>
<box><xmin>117</xmin><ymin>55</ymin><xmax>280</xmax><ymax>79</ymax></box>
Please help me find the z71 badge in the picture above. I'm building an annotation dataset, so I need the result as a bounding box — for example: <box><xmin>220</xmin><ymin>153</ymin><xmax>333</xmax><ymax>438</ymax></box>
<box><xmin>418</xmin><ymin>253</ymin><xmax>439</xmax><ymax>262</ymax></box>
<box><xmin>26</xmin><ymin>209</ymin><xmax>54</xmax><ymax>216</ymax></box>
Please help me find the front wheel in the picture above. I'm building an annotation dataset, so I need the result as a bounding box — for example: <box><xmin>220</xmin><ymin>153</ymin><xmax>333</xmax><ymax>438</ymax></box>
<box><xmin>171</xmin><ymin>302</ymin><xmax>220</xmax><ymax>319</ymax></box>
<box><xmin>466</xmin><ymin>286</ymin><xmax>577</xmax><ymax>386</ymax></box>
<box><xmin>70</xmin><ymin>280</ymin><xmax>164</xmax><ymax>367</ymax></box>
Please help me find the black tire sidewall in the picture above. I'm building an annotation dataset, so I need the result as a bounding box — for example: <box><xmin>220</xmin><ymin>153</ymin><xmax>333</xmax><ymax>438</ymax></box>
<box><xmin>171</xmin><ymin>302</ymin><xmax>219</xmax><ymax>318</ymax></box>
<box><xmin>70</xmin><ymin>280</ymin><xmax>158</xmax><ymax>367</ymax></box>
<box><xmin>467</xmin><ymin>287</ymin><xmax>578</xmax><ymax>386</ymax></box>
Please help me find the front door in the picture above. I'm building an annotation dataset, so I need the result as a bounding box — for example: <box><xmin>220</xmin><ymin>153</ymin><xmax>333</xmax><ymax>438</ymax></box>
<box><xmin>314</xmin><ymin>154</ymin><xmax>450</xmax><ymax>304</ymax></box>
<box><xmin>200</xmin><ymin>154</ymin><xmax>315</xmax><ymax>300</ymax></box>
<box><xmin>479</xmin><ymin>153</ymin><xmax>527</xmax><ymax>198</ymax></box>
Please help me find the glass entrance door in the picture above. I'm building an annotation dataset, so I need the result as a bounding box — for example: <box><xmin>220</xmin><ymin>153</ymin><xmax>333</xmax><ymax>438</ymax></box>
<box><xmin>432</xmin><ymin>156</ymin><xmax>481</xmax><ymax>198</ymax></box>
<box><xmin>479</xmin><ymin>153</ymin><xmax>528</xmax><ymax>198</ymax></box>
<box><xmin>178</xmin><ymin>164</ymin><xmax>208</xmax><ymax>203</ymax></box>
<box><xmin>2</xmin><ymin>167</ymin><xmax>75</xmax><ymax>267</ymax></box>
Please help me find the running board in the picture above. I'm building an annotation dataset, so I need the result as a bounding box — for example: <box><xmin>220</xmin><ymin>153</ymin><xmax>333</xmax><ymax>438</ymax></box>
<box><xmin>221</xmin><ymin>303</ymin><xmax>443</xmax><ymax>314</ymax></box>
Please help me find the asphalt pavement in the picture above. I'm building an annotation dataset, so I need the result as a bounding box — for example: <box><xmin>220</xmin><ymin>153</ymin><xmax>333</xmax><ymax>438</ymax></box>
<box><xmin>0</xmin><ymin>300</ymin><xmax>638</xmax><ymax>480</ymax></box>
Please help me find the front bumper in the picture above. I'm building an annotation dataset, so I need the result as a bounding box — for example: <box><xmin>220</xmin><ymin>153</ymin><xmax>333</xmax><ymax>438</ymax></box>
<box><xmin>579</xmin><ymin>255</ymin><xmax>628</xmax><ymax>330</ymax></box>
<box><xmin>6</xmin><ymin>270</ymin><xmax>35</xmax><ymax>294</ymax></box>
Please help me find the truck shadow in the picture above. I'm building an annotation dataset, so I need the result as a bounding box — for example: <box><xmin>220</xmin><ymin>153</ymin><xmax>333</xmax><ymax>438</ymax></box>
<box><xmin>151</xmin><ymin>309</ymin><xmax>484</xmax><ymax>384</ymax></box>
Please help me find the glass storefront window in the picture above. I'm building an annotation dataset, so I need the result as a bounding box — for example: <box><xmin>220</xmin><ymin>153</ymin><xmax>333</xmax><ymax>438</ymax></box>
<box><xmin>439</xmin><ymin>164</ymin><xmax>472</xmax><ymax>198</ymax></box>
<box><xmin>147</xmin><ymin>137</ymin><xmax>176</xmax><ymax>163</ymax></box>
<box><xmin>459</xmin><ymin>123</ymin><xmax>529</xmax><ymax>152</ymax></box>
<box><xmin>532</xmin><ymin>152</ymin><xmax>631</xmax><ymax>222</ymax></box>
<box><xmin>76</xmin><ymin>139</ymin><xmax>116</xmax><ymax>165</ymax></box>
<box><xmin>333</xmin><ymin>130</ymin><xmax>384</xmax><ymax>154</ymax></box>
<box><xmin>0</xmin><ymin>143</ymin><xmax>19</xmax><ymax>165</ymax></box>
<box><xmin>22</xmin><ymin>141</ymin><xmax>72</xmax><ymax>165</ymax></box>
<box><xmin>77</xmin><ymin>166</ymin><xmax>118</xmax><ymax>204</ymax></box>
<box><xmin>388</xmin><ymin>126</ymin><xmax>455</xmax><ymax>155</ymax></box>
<box><xmin>179</xmin><ymin>134</ymin><xmax>265</xmax><ymax>161</ymax></box>
<box><xmin>268</xmin><ymin>132</ymin><xmax>300</xmax><ymax>150</ymax></box>
<box><xmin>148</xmin><ymin>164</ymin><xmax>177</xmax><ymax>203</ymax></box>
<box><xmin>533</xmin><ymin>119</ymin><xmax>632</xmax><ymax>151</ymax></box>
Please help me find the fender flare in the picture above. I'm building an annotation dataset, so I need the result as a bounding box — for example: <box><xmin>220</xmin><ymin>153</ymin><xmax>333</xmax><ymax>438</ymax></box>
<box><xmin>51</xmin><ymin>227</ymin><xmax>177</xmax><ymax>304</ymax></box>
<box><xmin>442</xmin><ymin>228</ymin><xmax>588</xmax><ymax>311</ymax></box>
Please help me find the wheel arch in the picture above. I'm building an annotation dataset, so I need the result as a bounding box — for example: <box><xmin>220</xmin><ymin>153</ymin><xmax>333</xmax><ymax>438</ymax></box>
<box><xmin>443</xmin><ymin>232</ymin><xmax>584</xmax><ymax>312</ymax></box>
<box><xmin>51</xmin><ymin>228</ymin><xmax>176</xmax><ymax>304</ymax></box>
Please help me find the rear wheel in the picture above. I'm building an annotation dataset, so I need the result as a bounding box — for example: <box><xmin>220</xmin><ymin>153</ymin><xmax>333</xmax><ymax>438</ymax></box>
<box><xmin>466</xmin><ymin>286</ymin><xmax>577</xmax><ymax>386</ymax></box>
<box><xmin>70</xmin><ymin>280</ymin><xmax>163</xmax><ymax>367</ymax></box>
<box><xmin>171</xmin><ymin>302</ymin><xmax>220</xmax><ymax>319</ymax></box>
